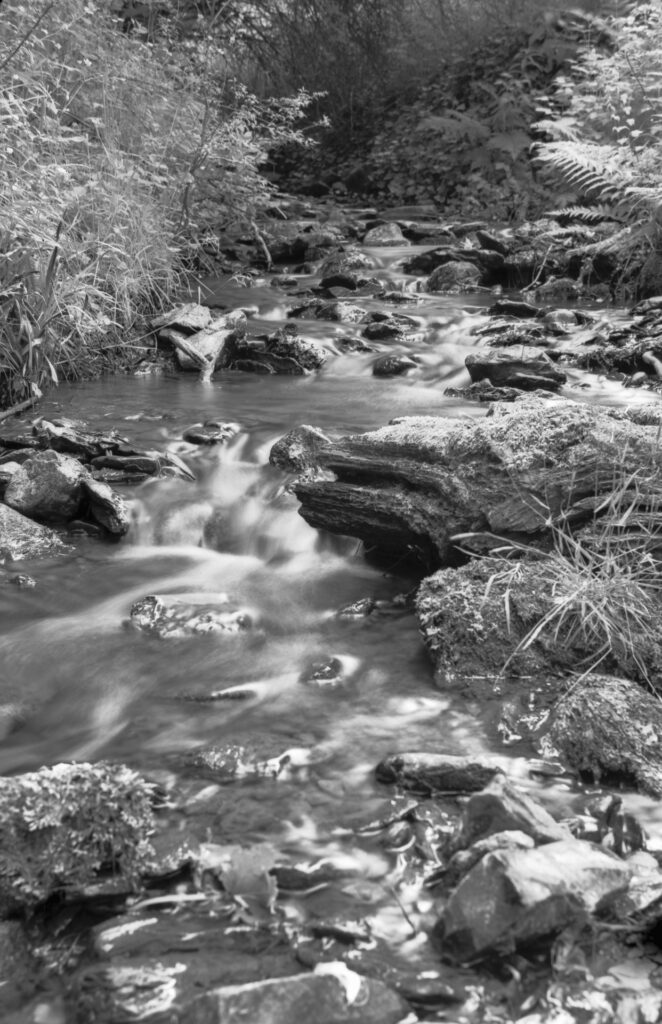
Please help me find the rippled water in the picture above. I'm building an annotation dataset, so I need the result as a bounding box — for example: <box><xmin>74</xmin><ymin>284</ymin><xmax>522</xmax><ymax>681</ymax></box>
<box><xmin>2</xmin><ymin>245</ymin><xmax>661</xmax><ymax>871</ymax></box>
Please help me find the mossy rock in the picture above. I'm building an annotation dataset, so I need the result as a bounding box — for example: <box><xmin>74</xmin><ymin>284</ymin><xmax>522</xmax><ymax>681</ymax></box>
<box><xmin>0</xmin><ymin>762</ymin><xmax>155</xmax><ymax>913</ymax></box>
<box><xmin>544</xmin><ymin>675</ymin><xmax>662</xmax><ymax>796</ymax></box>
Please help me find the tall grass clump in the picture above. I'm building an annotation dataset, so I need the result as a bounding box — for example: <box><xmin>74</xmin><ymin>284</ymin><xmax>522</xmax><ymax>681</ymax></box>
<box><xmin>0</xmin><ymin>0</ymin><xmax>312</xmax><ymax>406</ymax></box>
<box><xmin>481</xmin><ymin>458</ymin><xmax>662</xmax><ymax>688</ymax></box>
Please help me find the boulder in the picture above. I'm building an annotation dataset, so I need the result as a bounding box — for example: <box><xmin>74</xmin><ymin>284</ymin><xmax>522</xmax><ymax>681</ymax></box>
<box><xmin>375</xmin><ymin>753</ymin><xmax>502</xmax><ymax>793</ymax></box>
<box><xmin>438</xmin><ymin>831</ymin><xmax>535</xmax><ymax>888</ymax></box>
<box><xmin>129</xmin><ymin>592</ymin><xmax>253</xmax><ymax>639</ymax></box>
<box><xmin>220</xmin><ymin>325</ymin><xmax>326</xmax><ymax>374</ymax></box>
<box><xmin>283</xmin><ymin>398</ymin><xmax>661</xmax><ymax>566</ymax></box>
<box><xmin>0</xmin><ymin>504</ymin><xmax>67</xmax><ymax>561</ymax></box>
<box><xmin>435</xmin><ymin>839</ymin><xmax>631</xmax><ymax>961</ymax></box>
<box><xmin>465</xmin><ymin>351</ymin><xmax>567</xmax><ymax>391</ymax></box>
<box><xmin>363</xmin><ymin>222</ymin><xmax>409</xmax><ymax>246</ymax></box>
<box><xmin>4</xmin><ymin>449</ymin><xmax>85</xmax><ymax>520</ymax></box>
<box><xmin>372</xmin><ymin>354</ymin><xmax>418</xmax><ymax>377</ymax></box>
<box><xmin>544</xmin><ymin>675</ymin><xmax>662</xmax><ymax>796</ymax></box>
<box><xmin>81</xmin><ymin>477</ymin><xmax>130</xmax><ymax>536</ymax></box>
<box><xmin>319</xmin><ymin>249</ymin><xmax>378</xmax><ymax>277</ymax></box>
<box><xmin>426</xmin><ymin>261</ymin><xmax>482</xmax><ymax>292</ymax></box>
<box><xmin>182</xmin><ymin>421</ymin><xmax>241</xmax><ymax>446</ymax></box>
<box><xmin>0</xmin><ymin>762</ymin><xmax>154</xmax><ymax>913</ymax></box>
<box><xmin>269</xmin><ymin>425</ymin><xmax>332</xmax><ymax>473</ymax></box>
<box><xmin>451</xmin><ymin>777</ymin><xmax>570</xmax><ymax>851</ymax></box>
<box><xmin>151</xmin><ymin>302</ymin><xmax>213</xmax><ymax>335</ymax></box>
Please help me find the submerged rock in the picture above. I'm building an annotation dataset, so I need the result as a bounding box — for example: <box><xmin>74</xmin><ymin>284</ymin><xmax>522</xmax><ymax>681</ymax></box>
<box><xmin>544</xmin><ymin>675</ymin><xmax>662</xmax><ymax>796</ymax></box>
<box><xmin>129</xmin><ymin>593</ymin><xmax>253</xmax><ymax>639</ymax></box>
<box><xmin>0</xmin><ymin>504</ymin><xmax>67</xmax><ymax>561</ymax></box>
<box><xmin>435</xmin><ymin>838</ymin><xmax>631</xmax><ymax>961</ymax></box>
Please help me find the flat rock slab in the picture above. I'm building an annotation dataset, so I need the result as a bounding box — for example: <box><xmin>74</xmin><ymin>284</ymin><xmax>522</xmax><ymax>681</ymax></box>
<box><xmin>0</xmin><ymin>504</ymin><xmax>67</xmax><ymax>561</ymax></box>
<box><xmin>544</xmin><ymin>675</ymin><xmax>662</xmax><ymax>796</ymax></box>
<box><xmin>280</xmin><ymin>398</ymin><xmax>661</xmax><ymax>566</ymax></box>
<box><xmin>376</xmin><ymin>752</ymin><xmax>502</xmax><ymax>793</ymax></box>
<box><xmin>436</xmin><ymin>839</ymin><xmax>631</xmax><ymax>961</ymax></box>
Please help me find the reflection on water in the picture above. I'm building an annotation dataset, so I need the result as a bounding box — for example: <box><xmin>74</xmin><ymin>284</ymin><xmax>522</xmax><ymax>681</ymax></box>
<box><xmin>1</xmin><ymin>247</ymin><xmax>660</xmax><ymax>852</ymax></box>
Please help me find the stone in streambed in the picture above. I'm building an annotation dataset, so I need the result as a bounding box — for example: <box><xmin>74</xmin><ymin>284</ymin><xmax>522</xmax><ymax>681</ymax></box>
<box><xmin>452</xmin><ymin>776</ymin><xmax>569</xmax><ymax>851</ymax></box>
<box><xmin>287</xmin><ymin>299</ymin><xmax>367</xmax><ymax>323</ymax></box>
<box><xmin>435</xmin><ymin>838</ymin><xmax>631</xmax><ymax>961</ymax></box>
<box><xmin>4</xmin><ymin>449</ymin><xmax>85</xmax><ymax>520</ymax></box>
<box><xmin>426</xmin><ymin>261</ymin><xmax>482</xmax><ymax>292</ymax></box>
<box><xmin>362</xmin><ymin>221</ymin><xmax>409</xmax><ymax>246</ymax></box>
<box><xmin>319</xmin><ymin>248</ymin><xmax>378</xmax><ymax>277</ymax></box>
<box><xmin>185</xmin><ymin>739</ymin><xmax>312</xmax><ymax>783</ymax></box>
<box><xmin>220</xmin><ymin>325</ymin><xmax>326</xmax><ymax>374</ymax></box>
<box><xmin>151</xmin><ymin>302</ymin><xmax>213</xmax><ymax>335</ymax></box>
<box><xmin>0</xmin><ymin>504</ymin><xmax>67</xmax><ymax>561</ymax></box>
<box><xmin>375</xmin><ymin>753</ymin><xmax>502</xmax><ymax>793</ymax></box>
<box><xmin>543</xmin><ymin>675</ymin><xmax>662</xmax><ymax>796</ymax></box>
<box><xmin>129</xmin><ymin>593</ymin><xmax>253</xmax><ymax>639</ymax></box>
<box><xmin>81</xmin><ymin>477</ymin><xmax>130</xmax><ymax>535</ymax></box>
<box><xmin>182</xmin><ymin>421</ymin><xmax>241</xmax><ymax>446</ymax></box>
<box><xmin>465</xmin><ymin>350</ymin><xmax>567</xmax><ymax>391</ymax></box>
<box><xmin>372</xmin><ymin>354</ymin><xmax>418</xmax><ymax>377</ymax></box>
<box><xmin>437</xmin><ymin>830</ymin><xmax>535</xmax><ymax>888</ymax></box>
<box><xmin>269</xmin><ymin>425</ymin><xmax>331</xmax><ymax>473</ymax></box>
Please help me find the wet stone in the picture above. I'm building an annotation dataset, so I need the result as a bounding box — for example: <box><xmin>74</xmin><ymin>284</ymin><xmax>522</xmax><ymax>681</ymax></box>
<box><xmin>319</xmin><ymin>248</ymin><xmax>378</xmax><ymax>277</ymax></box>
<box><xmin>129</xmin><ymin>593</ymin><xmax>253</xmax><ymax>639</ymax></box>
<box><xmin>375</xmin><ymin>753</ymin><xmax>502</xmax><ymax>794</ymax></box>
<box><xmin>299</xmin><ymin>656</ymin><xmax>345</xmax><ymax>689</ymax></box>
<box><xmin>81</xmin><ymin>477</ymin><xmax>130</xmax><ymax>535</ymax></box>
<box><xmin>465</xmin><ymin>350</ymin><xmax>567</xmax><ymax>391</ymax></box>
<box><xmin>0</xmin><ymin>503</ymin><xmax>67</xmax><ymax>562</ymax></box>
<box><xmin>372</xmin><ymin>354</ymin><xmax>418</xmax><ymax>377</ymax></box>
<box><xmin>184</xmin><ymin>738</ymin><xmax>310</xmax><ymax>783</ymax></box>
<box><xmin>182</xmin><ymin>421</ymin><xmax>241</xmax><ymax>445</ymax></box>
<box><xmin>4</xmin><ymin>449</ymin><xmax>85</xmax><ymax>520</ymax></box>
<box><xmin>362</xmin><ymin>221</ymin><xmax>409</xmax><ymax>246</ymax></box>
<box><xmin>426</xmin><ymin>261</ymin><xmax>482</xmax><ymax>292</ymax></box>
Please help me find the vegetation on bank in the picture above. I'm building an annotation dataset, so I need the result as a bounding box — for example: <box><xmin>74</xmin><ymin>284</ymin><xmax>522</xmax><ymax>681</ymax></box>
<box><xmin>2</xmin><ymin>0</ymin><xmax>662</xmax><ymax>406</ymax></box>
<box><xmin>0</xmin><ymin>0</ymin><xmax>312</xmax><ymax>406</ymax></box>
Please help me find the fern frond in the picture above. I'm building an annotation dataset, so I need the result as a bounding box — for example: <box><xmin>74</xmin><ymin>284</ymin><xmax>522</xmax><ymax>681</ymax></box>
<box><xmin>547</xmin><ymin>203</ymin><xmax>624</xmax><ymax>224</ymax></box>
<box><xmin>536</xmin><ymin>142</ymin><xmax>624</xmax><ymax>202</ymax></box>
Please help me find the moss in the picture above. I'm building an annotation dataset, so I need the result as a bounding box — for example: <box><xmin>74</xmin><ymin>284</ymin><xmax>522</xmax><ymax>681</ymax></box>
<box><xmin>0</xmin><ymin>762</ymin><xmax>155</xmax><ymax>913</ymax></box>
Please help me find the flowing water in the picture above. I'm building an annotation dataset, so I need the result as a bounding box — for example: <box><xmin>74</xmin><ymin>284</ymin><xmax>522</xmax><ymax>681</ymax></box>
<box><xmin>2</xmin><ymin>244</ymin><xmax>662</xmax><ymax>950</ymax></box>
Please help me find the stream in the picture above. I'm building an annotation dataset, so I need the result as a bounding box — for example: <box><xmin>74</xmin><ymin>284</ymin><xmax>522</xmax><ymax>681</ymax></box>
<box><xmin>3</xmin><ymin>236</ymin><xmax>662</xmax><ymax>1016</ymax></box>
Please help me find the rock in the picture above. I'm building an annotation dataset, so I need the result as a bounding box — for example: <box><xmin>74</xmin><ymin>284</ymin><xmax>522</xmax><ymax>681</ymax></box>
<box><xmin>151</xmin><ymin>302</ymin><xmax>213</xmax><ymax>334</ymax></box>
<box><xmin>444</xmin><ymin>381</ymin><xmax>557</xmax><ymax>403</ymax></box>
<box><xmin>90</xmin><ymin>454</ymin><xmax>161</xmax><ymax>475</ymax></box>
<box><xmin>319</xmin><ymin>249</ymin><xmax>378</xmax><ymax>277</ymax></box>
<box><xmin>375</xmin><ymin>753</ymin><xmax>502</xmax><ymax>793</ymax></box>
<box><xmin>220</xmin><ymin>325</ymin><xmax>326</xmax><ymax>374</ymax></box>
<box><xmin>287</xmin><ymin>398</ymin><xmax>660</xmax><ymax>566</ymax></box>
<box><xmin>269</xmin><ymin>425</ymin><xmax>331</xmax><ymax>472</ymax></box>
<box><xmin>81</xmin><ymin>477</ymin><xmax>130</xmax><ymax>535</ymax></box>
<box><xmin>452</xmin><ymin>777</ymin><xmax>570</xmax><ymax>851</ymax></box>
<box><xmin>544</xmin><ymin>675</ymin><xmax>662</xmax><ymax>796</ymax></box>
<box><xmin>299</xmin><ymin>656</ymin><xmax>345</xmax><ymax>689</ymax></box>
<box><xmin>4</xmin><ymin>449</ymin><xmax>85</xmax><ymax>520</ymax></box>
<box><xmin>437</xmin><ymin>831</ymin><xmax>535</xmax><ymax>888</ymax></box>
<box><xmin>435</xmin><ymin>839</ymin><xmax>631</xmax><ymax>961</ymax></box>
<box><xmin>363</xmin><ymin>222</ymin><xmax>409</xmax><ymax>246</ymax></box>
<box><xmin>182</xmin><ymin>421</ymin><xmax>241</xmax><ymax>446</ymax></box>
<box><xmin>32</xmin><ymin>418</ymin><xmax>129</xmax><ymax>460</ymax></box>
<box><xmin>475</xmin><ymin>229</ymin><xmax>510</xmax><ymax>256</ymax></box>
<box><xmin>188</xmin><ymin>969</ymin><xmax>408</xmax><ymax>1024</ymax></box>
<box><xmin>426</xmin><ymin>261</ymin><xmax>482</xmax><ymax>292</ymax></box>
<box><xmin>0</xmin><ymin>503</ymin><xmax>67</xmax><ymax>561</ymax></box>
<box><xmin>185</xmin><ymin>739</ymin><xmax>311</xmax><ymax>782</ymax></box>
<box><xmin>531</xmin><ymin>276</ymin><xmax>581</xmax><ymax>302</ymax></box>
<box><xmin>372</xmin><ymin>354</ymin><xmax>418</xmax><ymax>377</ymax></box>
<box><xmin>288</xmin><ymin>299</ymin><xmax>367</xmax><ymax>323</ymax></box>
<box><xmin>165</xmin><ymin>312</ymin><xmax>247</xmax><ymax>373</ymax></box>
<box><xmin>129</xmin><ymin>593</ymin><xmax>253</xmax><ymax>639</ymax></box>
<box><xmin>465</xmin><ymin>351</ymin><xmax>567</xmax><ymax>391</ymax></box>
<box><xmin>488</xmin><ymin>299</ymin><xmax>542</xmax><ymax>319</ymax></box>
<box><xmin>0</xmin><ymin>762</ymin><xmax>154</xmax><ymax>913</ymax></box>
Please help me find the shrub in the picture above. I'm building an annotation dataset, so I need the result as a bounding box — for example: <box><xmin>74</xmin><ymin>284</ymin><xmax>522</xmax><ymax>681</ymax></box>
<box><xmin>0</xmin><ymin>762</ymin><xmax>155</xmax><ymax>912</ymax></box>
<box><xmin>0</xmin><ymin>0</ymin><xmax>313</xmax><ymax>404</ymax></box>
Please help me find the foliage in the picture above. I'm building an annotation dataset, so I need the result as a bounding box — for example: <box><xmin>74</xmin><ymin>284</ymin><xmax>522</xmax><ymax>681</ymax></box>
<box><xmin>473</xmin><ymin>457</ymin><xmax>662</xmax><ymax>687</ymax></box>
<box><xmin>535</xmin><ymin>2</ymin><xmax>662</xmax><ymax>293</ymax></box>
<box><xmin>0</xmin><ymin>762</ymin><xmax>155</xmax><ymax>910</ymax></box>
<box><xmin>0</xmin><ymin>0</ymin><xmax>313</xmax><ymax>404</ymax></box>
